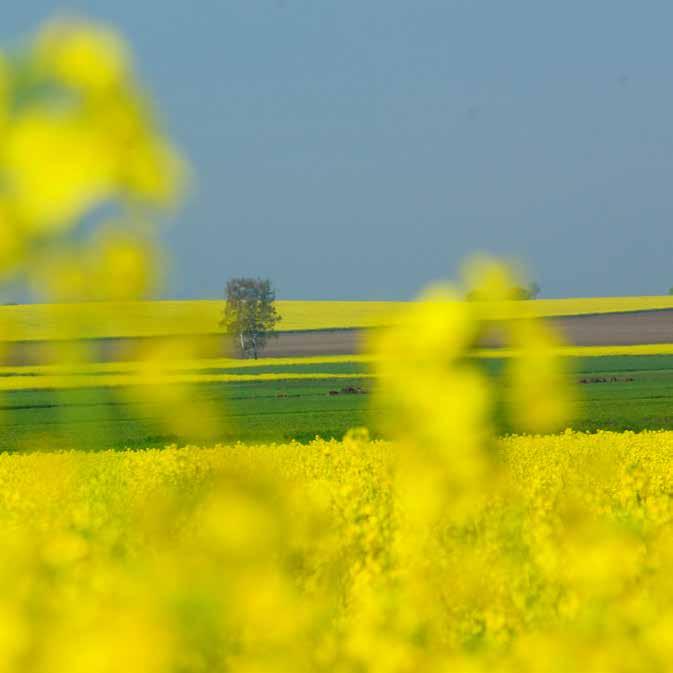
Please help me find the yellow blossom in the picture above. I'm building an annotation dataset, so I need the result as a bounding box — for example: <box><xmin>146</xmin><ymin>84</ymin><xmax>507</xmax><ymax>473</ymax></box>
<box><xmin>35</xmin><ymin>18</ymin><xmax>130</xmax><ymax>93</ymax></box>
<box><xmin>5</xmin><ymin>111</ymin><xmax>116</xmax><ymax>232</ymax></box>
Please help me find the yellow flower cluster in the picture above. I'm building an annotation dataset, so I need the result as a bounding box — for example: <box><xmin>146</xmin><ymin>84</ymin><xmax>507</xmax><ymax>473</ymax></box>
<box><xmin>368</xmin><ymin>258</ymin><xmax>573</xmax><ymax>530</ymax></box>
<box><xmin>0</xmin><ymin>18</ymin><xmax>217</xmax><ymax>448</ymax></box>
<box><xmin>0</xmin><ymin>18</ymin><xmax>183</xmax><ymax>300</ymax></box>
<box><xmin>0</xmin><ymin>430</ymin><xmax>670</xmax><ymax>671</ymax></box>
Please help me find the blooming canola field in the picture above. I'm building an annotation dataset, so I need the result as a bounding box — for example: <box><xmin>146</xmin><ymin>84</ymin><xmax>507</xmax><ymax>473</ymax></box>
<box><xmin>1</xmin><ymin>431</ymin><xmax>673</xmax><ymax>671</ymax></box>
<box><xmin>2</xmin><ymin>295</ymin><xmax>673</xmax><ymax>341</ymax></box>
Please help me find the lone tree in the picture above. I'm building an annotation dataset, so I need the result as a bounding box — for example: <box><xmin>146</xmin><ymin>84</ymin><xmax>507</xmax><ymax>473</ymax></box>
<box><xmin>220</xmin><ymin>278</ymin><xmax>281</xmax><ymax>359</ymax></box>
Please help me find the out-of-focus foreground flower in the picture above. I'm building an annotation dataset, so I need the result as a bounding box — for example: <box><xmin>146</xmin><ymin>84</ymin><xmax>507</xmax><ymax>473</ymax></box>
<box><xmin>0</xmin><ymin>18</ymin><xmax>221</xmax><ymax>441</ymax></box>
<box><xmin>1</xmin><ymin>18</ymin><xmax>183</xmax><ymax>297</ymax></box>
<box><xmin>369</xmin><ymin>256</ymin><xmax>573</xmax><ymax>523</ymax></box>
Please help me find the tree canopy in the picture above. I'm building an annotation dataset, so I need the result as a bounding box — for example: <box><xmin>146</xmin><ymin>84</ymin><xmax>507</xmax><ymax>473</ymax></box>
<box><xmin>220</xmin><ymin>278</ymin><xmax>280</xmax><ymax>359</ymax></box>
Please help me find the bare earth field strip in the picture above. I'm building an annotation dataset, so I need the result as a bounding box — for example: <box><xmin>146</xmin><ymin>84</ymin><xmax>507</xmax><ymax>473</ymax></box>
<box><xmin>265</xmin><ymin>309</ymin><xmax>673</xmax><ymax>357</ymax></box>
<box><xmin>260</xmin><ymin>330</ymin><xmax>365</xmax><ymax>357</ymax></box>
<box><xmin>548</xmin><ymin>309</ymin><xmax>673</xmax><ymax>347</ymax></box>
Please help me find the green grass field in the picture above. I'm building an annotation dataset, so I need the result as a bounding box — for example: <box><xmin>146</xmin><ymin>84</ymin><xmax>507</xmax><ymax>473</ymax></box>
<box><xmin>1</xmin><ymin>353</ymin><xmax>673</xmax><ymax>451</ymax></box>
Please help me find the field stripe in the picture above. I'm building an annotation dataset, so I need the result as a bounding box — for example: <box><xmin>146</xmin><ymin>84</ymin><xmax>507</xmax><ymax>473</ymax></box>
<box><xmin>0</xmin><ymin>354</ymin><xmax>371</xmax><ymax>377</ymax></box>
<box><xmin>0</xmin><ymin>371</ymin><xmax>374</xmax><ymax>392</ymax></box>
<box><xmin>2</xmin><ymin>296</ymin><xmax>673</xmax><ymax>341</ymax></box>
<box><xmin>474</xmin><ymin>344</ymin><xmax>673</xmax><ymax>358</ymax></box>
<box><xmin>1</xmin><ymin>344</ymin><xmax>673</xmax><ymax>390</ymax></box>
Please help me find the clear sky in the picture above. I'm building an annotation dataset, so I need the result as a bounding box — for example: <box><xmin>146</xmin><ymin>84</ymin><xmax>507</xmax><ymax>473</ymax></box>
<box><xmin>7</xmin><ymin>2</ymin><xmax>673</xmax><ymax>300</ymax></box>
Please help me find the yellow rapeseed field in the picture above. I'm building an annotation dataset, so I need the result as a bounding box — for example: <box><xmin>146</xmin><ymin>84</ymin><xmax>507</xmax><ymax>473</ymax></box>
<box><xmin>1</xmin><ymin>295</ymin><xmax>673</xmax><ymax>342</ymax></box>
<box><xmin>0</xmin><ymin>430</ymin><xmax>672</xmax><ymax>671</ymax></box>
<box><xmin>0</xmin><ymin>370</ymin><xmax>371</xmax><ymax>391</ymax></box>
<box><xmin>0</xmin><ymin>300</ymin><xmax>403</xmax><ymax>341</ymax></box>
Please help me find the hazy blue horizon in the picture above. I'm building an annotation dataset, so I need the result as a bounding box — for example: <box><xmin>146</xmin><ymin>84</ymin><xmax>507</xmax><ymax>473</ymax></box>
<box><xmin>6</xmin><ymin>2</ymin><xmax>673</xmax><ymax>301</ymax></box>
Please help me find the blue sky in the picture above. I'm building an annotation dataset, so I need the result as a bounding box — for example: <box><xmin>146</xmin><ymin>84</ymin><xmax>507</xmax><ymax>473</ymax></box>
<box><xmin>7</xmin><ymin>2</ymin><xmax>673</xmax><ymax>299</ymax></box>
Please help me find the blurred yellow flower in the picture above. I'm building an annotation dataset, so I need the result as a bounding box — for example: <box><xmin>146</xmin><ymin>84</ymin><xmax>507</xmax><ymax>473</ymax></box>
<box><xmin>463</xmin><ymin>254</ymin><xmax>524</xmax><ymax>303</ymax></box>
<box><xmin>508</xmin><ymin>318</ymin><xmax>574</xmax><ymax>432</ymax></box>
<box><xmin>30</xmin><ymin>248</ymin><xmax>88</xmax><ymax>301</ymax></box>
<box><xmin>122</xmin><ymin>135</ymin><xmax>185</xmax><ymax>207</ymax></box>
<box><xmin>35</xmin><ymin>18</ymin><xmax>130</xmax><ymax>93</ymax></box>
<box><xmin>0</xmin><ymin>53</ymin><xmax>8</xmax><ymax>130</ymax></box>
<box><xmin>89</xmin><ymin>228</ymin><xmax>161</xmax><ymax>300</ymax></box>
<box><xmin>0</xmin><ymin>16</ymin><xmax>185</xmax><ymax>294</ymax></box>
<box><xmin>0</xmin><ymin>202</ymin><xmax>24</xmax><ymax>278</ymax></box>
<box><xmin>5</xmin><ymin>112</ymin><xmax>115</xmax><ymax>232</ymax></box>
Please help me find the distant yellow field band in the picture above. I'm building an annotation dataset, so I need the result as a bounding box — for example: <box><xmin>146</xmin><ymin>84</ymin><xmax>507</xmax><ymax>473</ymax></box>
<box><xmin>1</xmin><ymin>296</ymin><xmax>673</xmax><ymax>341</ymax></box>
<box><xmin>0</xmin><ymin>354</ymin><xmax>374</xmax><ymax>376</ymax></box>
<box><xmin>0</xmin><ymin>371</ymin><xmax>372</xmax><ymax>392</ymax></box>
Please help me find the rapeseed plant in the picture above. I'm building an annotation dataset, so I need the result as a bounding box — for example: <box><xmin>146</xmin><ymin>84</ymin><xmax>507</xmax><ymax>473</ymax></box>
<box><xmin>0</xmin><ymin>17</ymin><xmax>215</xmax><ymax>445</ymax></box>
<box><xmin>0</xmin><ymin>433</ymin><xmax>668</xmax><ymax>670</ymax></box>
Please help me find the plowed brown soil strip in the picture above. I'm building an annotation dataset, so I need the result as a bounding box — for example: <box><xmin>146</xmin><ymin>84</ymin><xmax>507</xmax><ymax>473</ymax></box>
<box><xmin>549</xmin><ymin>310</ymin><xmax>673</xmax><ymax>346</ymax></box>
<box><xmin>263</xmin><ymin>309</ymin><xmax>673</xmax><ymax>357</ymax></box>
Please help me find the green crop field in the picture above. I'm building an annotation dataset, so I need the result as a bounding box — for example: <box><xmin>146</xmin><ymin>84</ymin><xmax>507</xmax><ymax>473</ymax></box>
<box><xmin>2</xmin><ymin>353</ymin><xmax>673</xmax><ymax>451</ymax></box>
